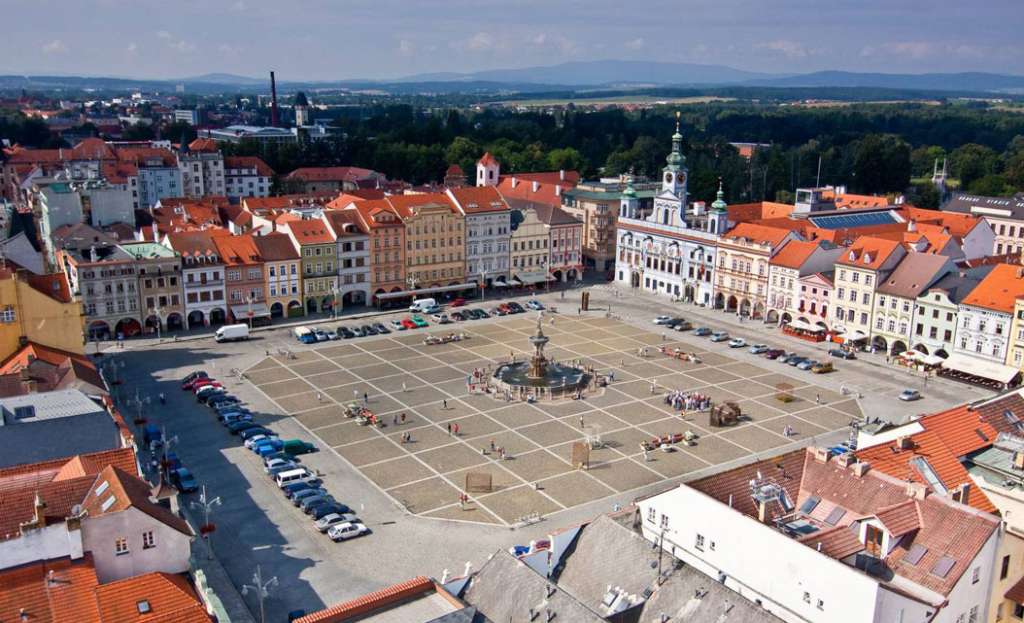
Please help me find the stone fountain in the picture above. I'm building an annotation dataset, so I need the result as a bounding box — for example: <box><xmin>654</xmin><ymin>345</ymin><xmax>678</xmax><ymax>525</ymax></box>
<box><xmin>490</xmin><ymin>312</ymin><xmax>588</xmax><ymax>399</ymax></box>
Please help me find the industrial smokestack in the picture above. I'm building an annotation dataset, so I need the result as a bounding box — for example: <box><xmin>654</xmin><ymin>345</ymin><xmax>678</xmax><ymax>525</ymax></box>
<box><xmin>270</xmin><ymin>70</ymin><xmax>279</xmax><ymax>127</ymax></box>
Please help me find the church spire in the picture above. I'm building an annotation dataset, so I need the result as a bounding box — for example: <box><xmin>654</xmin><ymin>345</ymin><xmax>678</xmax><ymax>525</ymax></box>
<box><xmin>711</xmin><ymin>179</ymin><xmax>728</xmax><ymax>212</ymax></box>
<box><xmin>666</xmin><ymin>111</ymin><xmax>684</xmax><ymax>171</ymax></box>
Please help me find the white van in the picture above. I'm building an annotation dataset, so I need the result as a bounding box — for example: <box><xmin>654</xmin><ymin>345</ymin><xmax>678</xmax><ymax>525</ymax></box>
<box><xmin>293</xmin><ymin>326</ymin><xmax>313</xmax><ymax>341</ymax></box>
<box><xmin>409</xmin><ymin>298</ymin><xmax>437</xmax><ymax>313</ymax></box>
<box><xmin>276</xmin><ymin>467</ymin><xmax>313</xmax><ymax>487</ymax></box>
<box><xmin>215</xmin><ymin>324</ymin><xmax>250</xmax><ymax>342</ymax></box>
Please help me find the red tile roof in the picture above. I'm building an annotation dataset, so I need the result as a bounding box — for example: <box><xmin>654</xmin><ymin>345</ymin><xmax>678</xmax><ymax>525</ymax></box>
<box><xmin>82</xmin><ymin>466</ymin><xmax>192</xmax><ymax>537</ymax></box>
<box><xmin>348</xmin><ymin>200</ymin><xmax>403</xmax><ymax>230</ymax></box>
<box><xmin>495</xmin><ymin>176</ymin><xmax>572</xmax><ymax>208</ymax></box>
<box><xmin>511</xmin><ymin>170</ymin><xmax>581</xmax><ymax>186</ymax></box>
<box><xmin>874</xmin><ymin>500</ymin><xmax>922</xmax><ymax>536</ymax></box>
<box><xmin>901</xmin><ymin>207</ymin><xmax>981</xmax><ymax>239</ymax></box>
<box><xmin>223</xmin><ymin>156</ymin><xmax>274</xmax><ymax>177</ymax></box>
<box><xmin>448</xmin><ymin>186</ymin><xmax>510</xmax><ymax>214</ymax></box>
<box><xmin>384</xmin><ymin>193</ymin><xmax>459</xmax><ymax>220</ymax></box>
<box><xmin>286</xmin><ymin>219</ymin><xmax>335</xmax><ymax>245</ymax></box>
<box><xmin>294</xmin><ymin>577</ymin><xmax>444</xmax><ymax>623</ymax></box>
<box><xmin>252</xmin><ymin>233</ymin><xmax>299</xmax><ymax>261</ymax></box>
<box><xmin>212</xmin><ymin>234</ymin><xmax>261</xmax><ymax>267</ymax></box>
<box><xmin>95</xmin><ymin>572</ymin><xmax>210</xmax><ymax>623</ymax></box>
<box><xmin>477</xmin><ymin>152</ymin><xmax>499</xmax><ymax>167</ymax></box>
<box><xmin>769</xmin><ymin>239</ymin><xmax>822</xmax><ymax>269</ymax></box>
<box><xmin>0</xmin><ymin>555</ymin><xmax>102</xmax><ymax>623</ymax></box>
<box><xmin>728</xmin><ymin>201</ymin><xmax>795</xmax><ymax>223</ymax></box>
<box><xmin>186</xmin><ymin>138</ymin><xmax>218</xmax><ymax>153</ymax></box>
<box><xmin>0</xmin><ymin>342</ymin><xmax>105</xmax><ymax>396</ymax></box>
<box><xmin>285</xmin><ymin>166</ymin><xmax>378</xmax><ymax>183</ymax></box>
<box><xmin>836</xmin><ymin>236</ymin><xmax>903</xmax><ymax>270</ymax></box>
<box><xmin>961</xmin><ymin>263</ymin><xmax>1024</xmax><ymax>313</ymax></box>
<box><xmin>721</xmin><ymin>222</ymin><xmax>792</xmax><ymax>247</ymax></box>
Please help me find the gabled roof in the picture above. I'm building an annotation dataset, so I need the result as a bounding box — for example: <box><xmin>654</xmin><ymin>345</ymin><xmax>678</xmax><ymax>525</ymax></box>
<box><xmin>447</xmin><ymin>186</ymin><xmax>510</xmax><ymax>214</ymax></box>
<box><xmin>875</xmin><ymin>253</ymin><xmax>952</xmax><ymax>299</ymax></box>
<box><xmin>873</xmin><ymin>499</ymin><xmax>922</xmax><ymax>536</ymax></box>
<box><xmin>769</xmin><ymin>239</ymin><xmax>823</xmax><ymax>269</ymax></box>
<box><xmin>728</xmin><ymin>201</ymin><xmax>795</xmax><ymax>223</ymax></box>
<box><xmin>223</xmin><ymin>156</ymin><xmax>273</xmax><ymax>177</ymax></box>
<box><xmin>323</xmin><ymin>209</ymin><xmax>368</xmax><ymax>238</ymax></box>
<box><xmin>82</xmin><ymin>466</ymin><xmax>192</xmax><ymax>537</ymax></box>
<box><xmin>252</xmin><ymin>233</ymin><xmax>299</xmax><ymax>261</ymax></box>
<box><xmin>164</xmin><ymin>230</ymin><xmax>227</xmax><ymax>260</ymax></box>
<box><xmin>186</xmin><ymin>138</ymin><xmax>219</xmax><ymax>153</ymax></box>
<box><xmin>95</xmin><ymin>572</ymin><xmax>210</xmax><ymax>623</ymax></box>
<box><xmin>477</xmin><ymin>152</ymin><xmax>499</xmax><ymax>167</ymax></box>
<box><xmin>0</xmin><ymin>554</ymin><xmax>102</xmax><ymax>623</ymax></box>
<box><xmin>285</xmin><ymin>166</ymin><xmax>379</xmax><ymax>183</ymax></box>
<box><xmin>348</xmin><ymin>200</ymin><xmax>403</xmax><ymax>229</ymax></box>
<box><xmin>721</xmin><ymin>222</ymin><xmax>792</xmax><ymax>247</ymax></box>
<box><xmin>212</xmin><ymin>233</ymin><xmax>261</xmax><ymax>267</ymax></box>
<box><xmin>294</xmin><ymin>577</ymin><xmax>466</xmax><ymax>623</ymax></box>
<box><xmin>902</xmin><ymin>206</ymin><xmax>982</xmax><ymax>238</ymax></box>
<box><xmin>506</xmin><ymin>199</ymin><xmax>581</xmax><ymax>227</ymax></box>
<box><xmin>0</xmin><ymin>342</ymin><xmax>105</xmax><ymax>398</ymax></box>
<box><xmin>286</xmin><ymin>219</ymin><xmax>335</xmax><ymax>245</ymax></box>
<box><xmin>836</xmin><ymin>236</ymin><xmax>903</xmax><ymax>270</ymax></box>
<box><xmin>961</xmin><ymin>263</ymin><xmax>1024</xmax><ymax>313</ymax></box>
<box><xmin>385</xmin><ymin>193</ymin><xmax>459</xmax><ymax>220</ymax></box>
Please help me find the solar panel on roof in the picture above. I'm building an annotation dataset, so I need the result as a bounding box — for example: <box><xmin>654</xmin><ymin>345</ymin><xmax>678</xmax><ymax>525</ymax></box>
<box><xmin>931</xmin><ymin>555</ymin><xmax>956</xmax><ymax>578</ymax></box>
<box><xmin>903</xmin><ymin>544</ymin><xmax>928</xmax><ymax>565</ymax></box>
<box><xmin>823</xmin><ymin>507</ymin><xmax>847</xmax><ymax>526</ymax></box>
<box><xmin>799</xmin><ymin>495</ymin><xmax>821</xmax><ymax>514</ymax></box>
<box><xmin>808</xmin><ymin>211</ymin><xmax>899</xmax><ymax>230</ymax></box>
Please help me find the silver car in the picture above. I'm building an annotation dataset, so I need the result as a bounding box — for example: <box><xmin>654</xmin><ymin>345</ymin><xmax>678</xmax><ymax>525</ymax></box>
<box><xmin>314</xmin><ymin>512</ymin><xmax>359</xmax><ymax>532</ymax></box>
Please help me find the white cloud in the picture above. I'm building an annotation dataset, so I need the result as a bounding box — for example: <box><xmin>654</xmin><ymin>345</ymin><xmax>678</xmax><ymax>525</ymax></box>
<box><xmin>527</xmin><ymin>32</ymin><xmax>578</xmax><ymax>55</ymax></box>
<box><xmin>156</xmin><ymin>30</ymin><xmax>172</xmax><ymax>40</ymax></box>
<box><xmin>755</xmin><ymin>39</ymin><xmax>810</xmax><ymax>59</ymax></box>
<box><xmin>126</xmin><ymin>42</ymin><xmax>138</xmax><ymax>54</ymax></box>
<box><xmin>465</xmin><ymin>32</ymin><xmax>495</xmax><ymax>51</ymax></box>
<box><xmin>625</xmin><ymin>37</ymin><xmax>645</xmax><ymax>51</ymax></box>
<box><xmin>218</xmin><ymin>43</ymin><xmax>241</xmax><ymax>56</ymax></box>
<box><xmin>42</xmin><ymin>39</ymin><xmax>67</xmax><ymax>54</ymax></box>
<box><xmin>156</xmin><ymin>31</ymin><xmax>195</xmax><ymax>53</ymax></box>
<box><xmin>397</xmin><ymin>39</ymin><xmax>415</xmax><ymax>56</ymax></box>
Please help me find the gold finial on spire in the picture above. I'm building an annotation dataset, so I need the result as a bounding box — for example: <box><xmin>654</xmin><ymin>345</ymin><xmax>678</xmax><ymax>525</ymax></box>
<box><xmin>675</xmin><ymin>110</ymin><xmax>681</xmax><ymax>132</ymax></box>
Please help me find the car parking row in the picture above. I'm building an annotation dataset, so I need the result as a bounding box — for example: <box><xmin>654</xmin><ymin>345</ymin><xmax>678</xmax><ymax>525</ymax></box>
<box><xmin>181</xmin><ymin>370</ymin><xmax>371</xmax><ymax>542</ymax></box>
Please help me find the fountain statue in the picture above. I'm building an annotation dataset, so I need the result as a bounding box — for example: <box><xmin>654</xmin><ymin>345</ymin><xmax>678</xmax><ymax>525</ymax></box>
<box><xmin>489</xmin><ymin>311</ymin><xmax>589</xmax><ymax>399</ymax></box>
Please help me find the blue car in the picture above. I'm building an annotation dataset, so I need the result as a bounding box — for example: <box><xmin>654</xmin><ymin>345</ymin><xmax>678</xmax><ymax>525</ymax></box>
<box><xmin>255</xmin><ymin>439</ymin><xmax>285</xmax><ymax>455</ymax></box>
<box><xmin>170</xmin><ymin>467</ymin><xmax>198</xmax><ymax>493</ymax></box>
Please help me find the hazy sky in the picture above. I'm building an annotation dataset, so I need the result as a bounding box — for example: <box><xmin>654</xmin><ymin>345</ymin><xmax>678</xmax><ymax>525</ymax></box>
<box><xmin>4</xmin><ymin>0</ymin><xmax>1023</xmax><ymax>80</ymax></box>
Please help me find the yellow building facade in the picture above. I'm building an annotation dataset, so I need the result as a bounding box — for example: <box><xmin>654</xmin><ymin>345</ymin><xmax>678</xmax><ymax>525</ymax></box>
<box><xmin>0</xmin><ymin>269</ymin><xmax>85</xmax><ymax>358</ymax></box>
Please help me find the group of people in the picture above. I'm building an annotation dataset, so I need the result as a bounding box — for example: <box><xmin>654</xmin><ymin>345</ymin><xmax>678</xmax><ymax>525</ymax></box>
<box><xmin>664</xmin><ymin>390</ymin><xmax>712</xmax><ymax>412</ymax></box>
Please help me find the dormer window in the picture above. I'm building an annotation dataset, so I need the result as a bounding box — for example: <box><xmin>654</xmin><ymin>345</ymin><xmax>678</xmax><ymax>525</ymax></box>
<box><xmin>863</xmin><ymin>253</ymin><xmax>872</xmax><ymax>264</ymax></box>
<box><xmin>848</xmin><ymin>250</ymin><xmax>856</xmax><ymax>261</ymax></box>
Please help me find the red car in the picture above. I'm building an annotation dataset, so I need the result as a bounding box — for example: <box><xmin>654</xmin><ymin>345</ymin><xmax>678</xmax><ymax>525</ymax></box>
<box><xmin>401</xmin><ymin>318</ymin><xmax>416</xmax><ymax>330</ymax></box>
<box><xmin>450</xmin><ymin>298</ymin><xmax>466</xmax><ymax>307</ymax></box>
<box><xmin>189</xmin><ymin>378</ymin><xmax>220</xmax><ymax>391</ymax></box>
<box><xmin>193</xmin><ymin>381</ymin><xmax>223</xmax><ymax>395</ymax></box>
<box><xmin>183</xmin><ymin>377</ymin><xmax>210</xmax><ymax>390</ymax></box>
<box><xmin>498</xmin><ymin>303</ymin><xmax>512</xmax><ymax>314</ymax></box>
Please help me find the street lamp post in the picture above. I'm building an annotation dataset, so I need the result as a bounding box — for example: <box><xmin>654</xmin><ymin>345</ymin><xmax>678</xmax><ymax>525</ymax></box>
<box><xmin>150</xmin><ymin>305</ymin><xmax>163</xmax><ymax>341</ymax></box>
<box><xmin>246</xmin><ymin>294</ymin><xmax>254</xmax><ymax>330</ymax></box>
<box><xmin>189</xmin><ymin>485</ymin><xmax>221</xmax><ymax>559</ymax></box>
<box><xmin>331</xmin><ymin>282</ymin><xmax>340</xmax><ymax>320</ymax></box>
<box><xmin>478</xmin><ymin>269</ymin><xmax>489</xmax><ymax>303</ymax></box>
<box><xmin>242</xmin><ymin>565</ymin><xmax>278</xmax><ymax>623</ymax></box>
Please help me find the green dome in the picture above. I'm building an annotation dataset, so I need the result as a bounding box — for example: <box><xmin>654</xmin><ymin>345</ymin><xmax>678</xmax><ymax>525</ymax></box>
<box><xmin>711</xmin><ymin>181</ymin><xmax>728</xmax><ymax>212</ymax></box>
<box><xmin>622</xmin><ymin>180</ymin><xmax>637</xmax><ymax>198</ymax></box>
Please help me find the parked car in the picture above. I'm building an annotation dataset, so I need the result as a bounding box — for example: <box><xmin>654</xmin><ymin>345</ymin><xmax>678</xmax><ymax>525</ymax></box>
<box><xmin>315</xmin><ymin>512</ymin><xmax>359</xmax><ymax>532</ymax></box>
<box><xmin>411</xmin><ymin>315</ymin><xmax>429</xmax><ymax>328</ymax></box>
<box><xmin>196</xmin><ymin>387</ymin><xmax>226</xmax><ymax>403</ymax></box>
<box><xmin>253</xmin><ymin>439</ymin><xmax>285</xmax><ymax>455</ymax></box>
<box><xmin>228</xmin><ymin>421</ymin><xmax>261</xmax><ymax>435</ymax></box>
<box><xmin>525</xmin><ymin>300</ymin><xmax>544</xmax><ymax>311</ymax></box>
<box><xmin>764</xmin><ymin>349</ymin><xmax>784</xmax><ymax>360</ymax></box>
<box><xmin>206</xmin><ymin>394</ymin><xmax>239</xmax><ymax>407</ymax></box>
<box><xmin>727</xmin><ymin>338</ymin><xmax>746</xmax><ymax>348</ymax></box>
<box><xmin>194</xmin><ymin>380</ymin><xmax>223</xmax><ymax>394</ymax></box>
<box><xmin>169</xmin><ymin>467</ymin><xmax>198</xmax><ymax>493</ymax></box>
<box><xmin>362</xmin><ymin>324</ymin><xmax>378</xmax><ymax>336</ymax></box>
<box><xmin>325</xmin><ymin>330</ymin><xmax>339</xmax><ymax>340</ymax></box>
<box><xmin>473</xmin><ymin>308</ymin><xmax>490</xmax><ymax>319</ymax></box>
<box><xmin>653</xmin><ymin>315</ymin><xmax>673</xmax><ymax>325</ymax></box>
<box><xmin>389</xmin><ymin>319</ymin><xmax>406</xmax><ymax>331</ymax></box>
<box><xmin>282</xmin><ymin>481</ymin><xmax>323</xmax><ymax>498</ymax></box>
<box><xmin>811</xmin><ymin>362</ymin><xmax>834</xmax><ymax>374</ymax></box>
<box><xmin>181</xmin><ymin>371</ymin><xmax>208</xmax><ymax>388</ymax></box>
<box><xmin>432</xmin><ymin>313</ymin><xmax>450</xmax><ymax>324</ymax></box>
<box><xmin>749</xmin><ymin>344</ymin><xmax>769</xmax><ymax>354</ymax></box>
<box><xmin>282</xmin><ymin>439</ymin><xmax>318</xmax><ymax>456</ymax></box>
<box><xmin>693</xmin><ymin>327</ymin><xmax>712</xmax><ymax>337</ymax></box>
<box><xmin>796</xmin><ymin>359</ymin><xmax>817</xmax><ymax>371</ymax></box>
<box><xmin>310</xmin><ymin>502</ymin><xmax>353</xmax><ymax>520</ymax></box>
<box><xmin>351</xmin><ymin>326</ymin><xmax>365</xmax><ymax>338</ymax></box>
<box><xmin>268</xmin><ymin>462</ymin><xmax>301</xmax><ymax>477</ymax></box>
<box><xmin>710</xmin><ymin>331</ymin><xmax>730</xmax><ymax>342</ymax></box>
<box><xmin>313</xmin><ymin>329</ymin><xmax>330</xmax><ymax>342</ymax></box>
<box><xmin>327</xmin><ymin>522</ymin><xmax>370</xmax><ymax>541</ymax></box>
<box><xmin>787</xmin><ymin>356</ymin><xmax>807</xmax><ymax>367</ymax></box>
<box><xmin>338</xmin><ymin>326</ymin><xmax>355</xmax><ymax>339</ymax></box>
<box><xmin>373</xmin><ymin>323</ymin><xmax>390</xmax><ymax>334</ymax></box>
<box><xmin>507</xmin><ymin>302</ymin><xmax>525</xmax><ymax>314</ymax></box>
<box><xmin>828</xmin><ymin>348</ymin><xmax>856</xmax><ymax>360</ymax></box>
<box><xmin>220</xmin><ymin>412</ymin><xmax>253</xmax><ymax>425</ymax></box>
<box><xmin>450</xmin><ymin>297</ymin><xmax>466</xmax><ymax>307</ymax></box>
<box><xmin>300</xmin><ymin>494</ymin><xmax>336</xmax><ymax>514</ymax></box>
<box><xmin>899</xmin><ymin>389</ymin><xmax>922</xmax><ymax>401</ymax></box>
<box><xmin>183</xmin><ymin>376</ymin><xmax>215</xmax><ymax>391</ymax></box>
<box><xmin>451</xmin><ymin>311</ymin><xmax>466</xmax><ymax>322</ymax></box>
<box><xmin>239</xmin><ymin>426</ymin><xmax>274</xmax><ymax>441</ymax></box>
<box><xmin>776</xmin><ymin>352</ymin><xmax>795</xmax><ymax>364</ymax></box>
<box><xmin>490</xmin><ymin>306</ymin><xmax>508</xmax><ymax>317</ymax></box>
<box><xmin>291</xmin><ymin>488</ymin><xmax>327</xmax><ymax>505</ymax></box>
<box><xmin>400</xmin><ymin>318</ymin><xmax>416</xmax><ymax>330</ymax></box>
<box><xmin>244</xmin><ymin>434</ymin><xmax>277</xmax><ymax>450</ymax></box>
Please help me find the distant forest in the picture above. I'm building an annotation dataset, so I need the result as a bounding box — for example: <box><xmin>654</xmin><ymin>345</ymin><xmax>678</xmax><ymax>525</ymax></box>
<box><xmin>4</xmin><ymin>102</ymin><xmax>1024</xmax><ymax>208</ymax></box>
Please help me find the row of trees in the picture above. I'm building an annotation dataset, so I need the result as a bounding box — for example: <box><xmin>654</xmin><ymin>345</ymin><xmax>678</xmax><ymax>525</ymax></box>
<box><xmin>5</xmin><ymin>103</ymin><xmax>1024</xmax><ymax>207</ymax></box>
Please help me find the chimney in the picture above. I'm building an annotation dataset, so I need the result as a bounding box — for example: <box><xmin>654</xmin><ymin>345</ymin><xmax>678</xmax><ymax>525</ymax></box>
<box><xmin>1013</xmin><ymin>451</ymin><xmax>1024</xmax><ymax>470</ymax></box>
<box><xmin>811</xmin><ymin>447</ymin><xmax>830</xmax><ymax>463</ymax></box>
<box><xmin>850</xmin><ymin>461</ymin><xmax>870</xmax><ymax>478</ymax></box>
<box><xmin>834</xmin><ymin>452</ymin><xmax>856</xmax><ymax>468</ymax></box>
<box><xmin>906</xmin><ymin>482</ymin><xmax>929</xmax><ymax>500</ymax></box>
<box><xmin>555</xmin><ymin>185</ymin><xmax>562</xmax><ymax>197</ymax></box>
<box><xmin>896</xmin><ymin>436</ymin><xmax>914</xmax><ymax>450</ymax></box>
<box><xmin>269</xmin><ymin>71</ymin><xmax>279</xmax><ymax>128</ymax></box>
<box><xmin>511</xmin><ymin>177</ymin><xmax>518</xmax><ymax>188</ymax></box>
<box><xmin>907</xmin><ymin>220</ymin><xmax>916</xmax><ymax>232</ymax></box>
<box><xmin>532</xmin><ymin>181</ymin><xmax>540</xmax><ymax>193</ymax></box>
<box><xmin>757</xmin><ymin>498</ymin><xmax>770</xmax><ymax>523</ymax></box>
<box><xmin>559</xmin><ymin>169</ymin><xmax>565</xmax><ymax>181</ymax></box>
<box><xmin>951</xmin><ymin>483</ymin><xmax>971</xmax><ymax>505</ymax></box>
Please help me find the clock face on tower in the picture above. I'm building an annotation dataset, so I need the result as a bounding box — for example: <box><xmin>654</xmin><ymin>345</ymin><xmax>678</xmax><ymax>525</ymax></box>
<box><xmin>664</xmin><ymin>172</ymin><xmax>673</xmax><ymax>184</ymax></box>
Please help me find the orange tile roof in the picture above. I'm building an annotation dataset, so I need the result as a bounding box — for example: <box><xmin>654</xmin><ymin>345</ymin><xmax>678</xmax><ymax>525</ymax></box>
<box><xmin>384</xmin><ymin>193</ymin><xmax>459</xmax><ymax>219</ymax></box>
<box><xmin>902</xmin><ymin>207</ymin><xmax>981</xmax><ymax>238</ymax></box>
<box><xmin>721</xmin><ymin>222</ymin><xmax>792</xmax><ymax>247</ymax></box>
<box><xmin>186</xmin><ymin>138</ymin><xmax>218</xmax><ymax>153</ymax></box>
<box><xmin>960</xmin><ymin>263</ymin><xmax>1024</xmax><ymax>313</ymax></box>
<box><xmin>286</xmin><ymin>219</ymin><xmax>335</xmax><ymax>244</ymax></box>
<box><xmin>348</xmin><ymin>200</ymin><xmax>403</xmax><ymax>230</ymax></box>
<box><xmin>495</xmin><ymin>177</ymin><xmax>565</xmax><ymax>208</ymax></box>
<box><xmin>833</xmin><ymin>193</ymin><xmax>889</xmax><ymax>209</ymax></box>
<box><xmin>95</xmin><ymin>573</ymin><xmax>210</xmax><ymax>623</ymax></box>
<box><xmin>448</xmin><ymin>186</ymin><xmax>510</xmax><ymax>214</ymax></box>
<box><xmin>286</xmin><ymin>166</ymin><xmax>377</xmax><ymax>183</ymax></box>
<box><xmin>294</xmin><ymin>577</ymin><xmax>440</xmax><ymax>623</ymax></box>
<box><xmin>769</xmin><ymin>239</ymin><xmax>822</xmax><ymax>269</ymax></box>
<box><xmin>0</xmin><ymin>555</ymin><xmax>102</xmax><ymax>623</ymax></box>
<box><xmin>82</xmin><ymin>466</ymin><xmax>192</xmax><ymax>536</ymax></box>
<box><xmin>836</xmin><ymin>236</ymin><xmax>902</xmax><ymax>270</ymax></box>
<box><xmin>223</xmin><ymin>156</ymin><xmax>274</xmax><ymax>177</ymax></box>
<box><xmin>477</xmin><ymin>152</ymin><xmax>499</xmax><ymax>167</ymax></box>
<box><xmin>212</xmin><ymin>234</ymin><xmax>261</xmax><ymax>267</ymax></box>
<box><xmin>728</xmin><ymin>201</ymin><xmax>795</xmax><ymax>223</ymax></box>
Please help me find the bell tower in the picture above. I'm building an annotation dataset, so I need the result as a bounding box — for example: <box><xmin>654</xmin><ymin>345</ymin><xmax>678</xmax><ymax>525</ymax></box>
<box><xmin>619</xmin><ymin>179</ymin><xmax>638</xmax><ymax>219</ymax></box>
<box><xmin>661</xmin><ymin>111</ymin><xmax>688</xmax><ymax>203</ymax></box>
<box><xmin>708</xmin><ymin>179</ymin><xmax>730</xmax><ymax>235</ymax></box>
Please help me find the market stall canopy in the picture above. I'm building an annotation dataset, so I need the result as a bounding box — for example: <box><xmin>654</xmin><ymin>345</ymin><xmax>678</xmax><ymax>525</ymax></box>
<box><xmin>941</xmin><ymin>353</ymin><xmax>1020</xmax><ymax>384</ymax></box>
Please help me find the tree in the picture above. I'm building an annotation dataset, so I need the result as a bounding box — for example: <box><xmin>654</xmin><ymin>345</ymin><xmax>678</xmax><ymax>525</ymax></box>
<box><xmin>968</xmin><ymin>174</ymin><xmax>1012</xmax><ymax>197</ymax></box>
<box><xmin>162</xmin><ymin>120</ymin><xmax>197</xmax><ymax>144</ymax></box>
<box><xmin>907</xmin><ymin>182</ymin><xmax>940</xmax><ymax>209</ymax></box>
<box><xmin>851</xmin><ymin>134</ymin><xmax>910</xmax><ymax>193</ymax></box>
<box><xmin>951</xmin><ymin>143</ymin><xmax>998</xmax><ymax>190</ymax></box>
<box><xmin>546</xmin><ymin>147</ymin><xmax>585</xmax><ymax>173</ymax></box>
<box><xmin>910</xmin><ymin>145</ymin><xmax>946</xmax><ymax>178</ymax></box>
<box><xmin>121</xmin><ymin>124</ymin><xmax>155</xmax><ymax>141</ymax></box>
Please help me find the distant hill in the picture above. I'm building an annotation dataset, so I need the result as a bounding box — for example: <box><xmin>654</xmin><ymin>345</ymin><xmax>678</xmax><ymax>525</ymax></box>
<box><xmin>400</xmin><ymin>60</ymin><xmax>773</xmax><ymax>86</ymax></box>
<box><xmin>743</xmin><ymin>70</ymin><xmax>1024</xmax><ymax>93</ymax></box>
<box><xmin>178</xmin><ymin>72</ymin><xmax>265</xmax><ymax>85</ymax></box>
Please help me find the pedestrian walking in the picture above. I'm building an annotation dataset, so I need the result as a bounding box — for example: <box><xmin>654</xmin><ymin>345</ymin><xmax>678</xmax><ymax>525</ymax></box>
<box><xmin>393</xmin><ymin>414</ymin><xmax>398</xmax><ymax>426</ymax></box>
<box><xmin>490</xmin><ymin>439</ymin><xmax>496</xmax><ymax>452</ymax></box>
<box><xmin>579</xmin><ymin>415</ymin><xmax>585</xmax><ymax>429</ymax></box>
<box><xmin>443</xmin><ymin>399</ymin><xmax>449</xmax><ymax>410</ymax></box>
<box><xmin>363</xmin><ymin>391</ymin><xmax>369</xmax><ymax>404</ymax></box>
<box><xmin>316</xmin><ymin>392</ymin><xmax>322</xmax><ymax>402</ymax></box>
<box><xmin>400</xmin><ymin>412</ymin><xmax>407</xmax><ymax>424</ymax></box>
<box><xmin>815</xmin><ymin>393</ymin><xmax>820</xmax><ymax>404</ymax></box>
<box><xmin>453</xmin><ymin>423</ymin><xmax>460</xmax><ymax>436</ymax></box>
<box><xmin>402</xmin><ymin>381</ymin><xmax>407</xmax><ymax>393</ymax></box>
<box><xmin>447</xmin><ymin>423</ymin><xmax>452</xmax><ymax>436</ymax></box>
